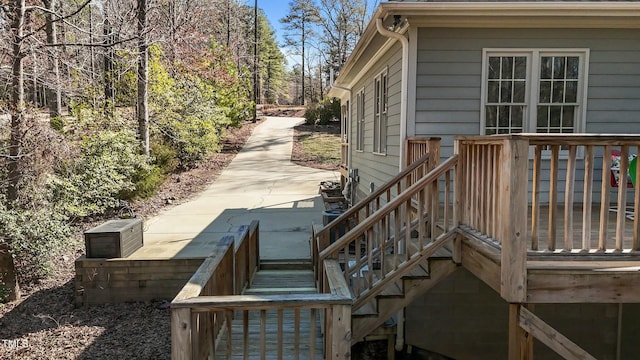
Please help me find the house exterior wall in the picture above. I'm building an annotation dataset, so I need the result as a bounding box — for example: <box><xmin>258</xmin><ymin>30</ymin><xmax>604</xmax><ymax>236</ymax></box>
<box><xmin>414</xmin><ymin>27</ymin><xmax>640</xmax><ymax>203</ymax></box>
<box><xmin>415</xmin><ymin>27</ymin><xmax>640</xmax><ymax>154</ymax></box>
<box><xmin>406</xmin><ymin>268</ymin><xmax>640</xmax><ymax>360</ymax></box>
<box><xmin>349</xmin><ymin>42</ymin><xmax>404</xmax><ymax>202</ymax></box>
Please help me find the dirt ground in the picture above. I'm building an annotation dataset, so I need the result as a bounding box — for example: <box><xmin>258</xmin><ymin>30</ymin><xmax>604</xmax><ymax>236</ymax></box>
<box><xmin>0</xmin><ymin>112</ymin><xmax>340</xmax><ymax>360</ymax></box>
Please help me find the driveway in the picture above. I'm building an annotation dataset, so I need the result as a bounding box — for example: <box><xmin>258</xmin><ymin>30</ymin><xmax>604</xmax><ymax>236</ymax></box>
<box><xmin>131</xmin><ymin>117</ymin><xmax>339</xmax><ymax>260</ymax></box>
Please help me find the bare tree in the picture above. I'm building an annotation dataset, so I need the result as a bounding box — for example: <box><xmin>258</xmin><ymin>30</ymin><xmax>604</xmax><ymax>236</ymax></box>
<box><xmin>280</xmin><ymin>0</ymin><xmax>318</xmax><ymax>106</ymax></box>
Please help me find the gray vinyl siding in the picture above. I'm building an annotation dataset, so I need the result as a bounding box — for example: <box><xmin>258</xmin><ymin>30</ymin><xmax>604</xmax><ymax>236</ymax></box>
<box><xmin>415</xmin><ymin>27</ymin><xmax>640</xmax><ymax>157</ymax></box>
<box><xmin>415</xmin><ymin>27</ymin><xmax>640</xmax><ymax>203</ymax></box>
<box><xmin>350</xmin><ymin>42</ymin><xmax>403</xmax><ymax>202</ymax></box>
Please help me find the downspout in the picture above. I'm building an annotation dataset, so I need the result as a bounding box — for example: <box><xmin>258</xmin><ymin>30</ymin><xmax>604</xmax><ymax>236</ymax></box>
<box><xmin>375</xmin><ymin>17</ymin><xmax>409</xmax><ymax>352</ymax></box>
<box><xmin>375</xmin><ymin>18</ymin><xmax>409</xmax><ymax>171</ymax></box>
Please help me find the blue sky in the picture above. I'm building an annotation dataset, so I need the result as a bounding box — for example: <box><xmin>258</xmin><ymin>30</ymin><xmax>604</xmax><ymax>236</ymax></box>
<box><xmin>257</xmin><ymin>0</ymin><xmax>381</xmax><ymax>66</ymax></box>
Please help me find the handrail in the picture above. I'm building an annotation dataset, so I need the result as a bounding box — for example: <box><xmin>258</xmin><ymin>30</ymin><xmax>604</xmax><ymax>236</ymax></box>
<box><xmin>316</xmin><ymin>152</ymin><xmax>431</xmax><ymax>240</ymax></box>
<box><xmin>320</xmin><ymin>156</ymin><xmax>458</xmax><ymax>261</ymax></box>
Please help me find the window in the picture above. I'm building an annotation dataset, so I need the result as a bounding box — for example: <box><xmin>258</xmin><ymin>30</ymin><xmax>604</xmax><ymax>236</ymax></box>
<box><xmin>356</xmin><ymin>88</ymin><xmax>365</xmax><ymax>151</ymax></box>
<box><xmin>373</xmin><ymin>68</ymin><xmax>388</xmax><ymax>154</ymax></box>
<box><xmin>482</xmin><ymin>50</ymin><xmax>587</xmax><ymax>135</ymax></box>
<box><xmin>341</xmin><ymin>101</ymin><xmax>349</xmax><ymax>144</ymax></box>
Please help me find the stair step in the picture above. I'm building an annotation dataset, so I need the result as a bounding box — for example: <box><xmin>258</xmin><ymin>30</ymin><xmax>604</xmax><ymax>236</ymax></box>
<box><xmin>260</xmin><ymin>259</ymin><xmax>312</xmax><ymax>270</ymax></box>
<box><xmin>353</xmin><ymin>300</ymin><xmax>377</xmax><ymax>317</ymax></box>
<box><xmin>379</xmin><ymin>282</ymin><xmax>403</xmax><ymax>298</ymax></box>
<box><xmin>244</xmin><ymin>287</ymin><xmax>317</xmax><ymax>295</ymax></box>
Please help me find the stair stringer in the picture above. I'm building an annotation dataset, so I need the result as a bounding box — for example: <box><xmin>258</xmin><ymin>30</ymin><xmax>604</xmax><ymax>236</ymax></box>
<box><xmin>351</xmin><ymin>258</ymin><xmax>459</xmax><ymax>343</ymax></box>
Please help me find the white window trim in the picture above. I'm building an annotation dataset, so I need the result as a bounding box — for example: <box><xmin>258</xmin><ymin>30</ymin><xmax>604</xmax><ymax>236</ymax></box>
<box><xmin>355</xmin><ymin>87</ymin><xmax>365</xmax><ymax>152</ymax></box>
<box><xmin>373</xmin><ymin>67</ymin><xmax>389</xmax><ymax>156</ymax></box>
<box><xmin>480</xmin><ymin>48</ymin><xmax>590</xmax><ymax>136</ymax></box>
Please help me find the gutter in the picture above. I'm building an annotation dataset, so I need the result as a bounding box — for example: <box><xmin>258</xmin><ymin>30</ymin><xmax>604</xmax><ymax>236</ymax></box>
<box><xmin>375</xmin><ymin>18</ymin><xmax>409</xmax><ymax>172</ymax></box>
<box><xmin>375</xmin><ymin>18</ymin><xmax>409</xmax><ymax>352</ymax></box>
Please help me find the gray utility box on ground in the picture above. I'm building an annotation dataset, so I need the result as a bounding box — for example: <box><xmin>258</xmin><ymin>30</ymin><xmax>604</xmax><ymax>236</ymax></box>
<box><xmin>84</xmin><ymin>219</ymin><xmax>143</xmax><ymax>258</ymax></box>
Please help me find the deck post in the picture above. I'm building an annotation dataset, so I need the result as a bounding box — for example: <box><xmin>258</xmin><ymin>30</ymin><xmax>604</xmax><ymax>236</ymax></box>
<box><xmin>172</xmin><ymin>307</ymin><xmax>192</xmax><ymax>360</ymax></box>
<box><xmin>330</xmin><ymin>303</ymin><xmax>352</xmax><ymax>359</ymax></box>
<box><xmin>500</xmin><ymin>138</ymin><xmax>528</xmax><ymax>302</ymax></box>
<box><xmin>508</xmin><ymin>304</ymin><xmax>533</xmax><ymax>360</ymax></box>
<box><xmin>452</xmin><ymin>139</ymin><xmax>464</xmax><ymax>264</ymax></box>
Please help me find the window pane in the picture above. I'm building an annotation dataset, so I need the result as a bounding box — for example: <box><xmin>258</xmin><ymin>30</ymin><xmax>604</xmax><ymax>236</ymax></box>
<box><xmin>540</xmin><ymin>57</ymin><xmax>553</xmax><ymax>79</ymax></box>
<box><xmin>553</xmin><ymin>57</ymin><xmax>566</xmax><ymax>79</ymax></box>
<box><xmin>500</xmin><ymin>81</ymin><xmax>513</xmax><ymax>102</ymax></box>
<box><xmin>513</xmin><ymin>81</ymin><xmax>526</xmax><ymax>103</ymax></box>
<box><xmin>514</xmin><ymin>57</ymin><xmax>527</xmax><ymax>79</ymax></box>
<box><xmin>552</xmin><ymin>81</ymin><xmax>565</xmax><ymax>103</ymax></box>
<box><xmin>486</xmin><ymin>128</ymin><xmax>497</xmax><ymax>135</ymax></box>
<box><xmin>566</xmin><ymin>57</ymin><xmax>579</xmax><ymax>79</ymax></box>
<box><xmin>562</xmin><ymin>107</ymin><xmax>574</xmax><ymax>130</ymax></box>
<box><xmin>565</xmin><ymin>81</ymin><xmax>578</xmax><ymax>103</ymax></box>
<box><xmin>502</xmin><ymin>57</ymin><xmax>513</xmax><ymax>79</ymax></box>
<box><xmin>512</xmin><ymin>106</ymin><xmax>523</xmax><ymax>127</ymax></box>
<box><xmin>539</xmin><ymin>81</ymin><xmax>551</xmax><ymax>103</ymax></box>
<box><xmin>488</xmin><ymin>81</ymin><xmax>500</xmax><ymax>103</ymax></box>
<box><xmin>537</xmin><ymin>106</ymin><xmax>549</xmax><ymax>129</ymax></box>
<box><xmin>499</xmin><ymin>106</ymin><xmax>510</xmax><ymax>127</ymax></box>
<box><xmin>486</xmin><ymin>106</ymin><xmax>497</xmax><ymax>127</ymax></box>
<box><xmin>488</xmin><ymin>57</ymin><xmax>501</xmax><ymax>79</ymax></box>
<box><xmin>550</xmin><ymin>106</ymin><xmax>562</xmax><ymax>127</ymax></box>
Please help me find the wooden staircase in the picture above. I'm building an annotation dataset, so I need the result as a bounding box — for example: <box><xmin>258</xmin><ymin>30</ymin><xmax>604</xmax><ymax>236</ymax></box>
<box><xmin>314</xmin><ymin>143</ymin><xmax>461</xmax><ymax>345</ymax></box>
<box><xmin>350</xmin><ymin>254</ymin><xmax>457</xmax><ymax>343</ymax></box>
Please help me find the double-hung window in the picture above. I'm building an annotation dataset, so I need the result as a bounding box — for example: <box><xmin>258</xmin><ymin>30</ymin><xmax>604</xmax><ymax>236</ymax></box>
<box><xmin>482</xmin><ymin>49</ymin><xmax>588</xmax><ymax>136</ymax></box>
<box><xmin>373</xmin><ymin>68</ymin><xmax>388</xmax><ymax>154</ymax></box>
<box><xmin>356</xmin><ymin>88</ymin><xmax>365</xmax><ymax>151</ymax></box>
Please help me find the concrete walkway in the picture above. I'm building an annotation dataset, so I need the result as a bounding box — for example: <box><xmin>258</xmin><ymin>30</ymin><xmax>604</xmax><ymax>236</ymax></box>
<box><xmin>130</xmin><ymin>117</ymin><xmax>339</xmax><ymax>261</ymax></box>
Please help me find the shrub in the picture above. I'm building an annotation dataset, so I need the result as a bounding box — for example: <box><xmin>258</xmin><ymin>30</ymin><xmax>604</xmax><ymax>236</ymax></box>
<box><xmin>304</xmin><ymin>103</ymin><xmax>319</xmax><ymax>125</ymax></box>
<box><xmin>48</xmin><ymin>129</ymin><xmax>146</xmax><ymax>219</ymax></box>
<box><xmin>0</xmin><ymin>200</ymin><xmax>73</xmax><ymax>282</ymax></box>
<box><xmin>50</xmin><ymin>116</ymin><xmax>65</xmax><ymax>132</ymax></box>
<box><xmin>318</xmin><ymin>98</ymin><xmax>341</xmax><ymax>125</ymax></box>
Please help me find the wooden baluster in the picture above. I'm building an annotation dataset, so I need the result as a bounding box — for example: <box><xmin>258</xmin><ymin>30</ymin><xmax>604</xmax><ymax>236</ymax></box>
<box><xmin>599</xmin><ymin>145</ymin><xmax>612</xmax><ymax>250</ymax></box>
<box><xmin>492</xmin><ymin>145</ymin><xmax>500</xmax><ymax>239</ymax></box>
<box><xmin>530</xmin><ymin>145</ymin><xmax>542</xmax><ymax>250</ymax></box>
<box><xmin>418</xmin><ymin>188</ymin><xmax>425</xmax><ymax>250</ymax></box>
<box><xmin>564</xmin><ymin>145</ymin><xmax>577</xmax><ymax>250</ymax></box>
<box><xmin>310</xmin><ymin>308</ymin><xmax>317</xmax><ymax>360</ymax></box>
<box><xmin>445</xmin><ymin>170</ymin><xmax>451</xmax><ymax>231</ymax></box>
<box><xmin>367</xmin><ymin>226</ymin><xmax>374</xmax><ymax>290</ymax></box>
<box><xmin>405</xmin><ymin>199</ymin><xmax>411</xmax><ymax>261</ymax></box>
<box><xmin>226</xmin><ymin>310</ymin><xmax>233</xmax><ymax>360</ymax></box>
<box><xmin>616</xmin><ymin>146</ymin><xmax>630</xmax><ymax>250</ymax></box>
<box><xmin>394</xmin><ymin>207</ymin><xmax>401</xmax><ymax>269</ymax></box>
<box><xmin>260</xmin><ymin>310</ymin><xmax>266</xmax><ymax>360</ymax></box>
<box><xmin>277</xmin><ymin>309</ymin><xmax>283</xmax><ymax>360</ymax></box>
<box><xmin>243</xmin><ymin>310</ymin><xmax>249</xmax><ymax>360</ymax></box>
<box><xmin>548</xmin><ymin>145</ymin><xmax>560</xmax><ymax>251</ymax></box>
<box><xmin>480</xmin><ymin>143</ymin><xmax>486</xmax><ymax>234</ymax></box>
<box><xmin>582</xmin><ymin>145</ymin><xmax>594</xmax><ymax>250</ymax></box>
<box><xmin>294</xmin><ymin>309</ymin><xmax>301</xmax><ymax>360</ymax></box>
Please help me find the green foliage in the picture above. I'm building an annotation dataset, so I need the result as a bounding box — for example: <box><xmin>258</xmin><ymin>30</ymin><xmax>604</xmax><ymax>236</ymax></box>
<box><xmin>0</xmin><ymin>199</ymin><xmax>73</xmax><ymax>281</ymax></box>
<box><xmin>304</xmin><ymin>98</ymin><xmax>341</xmax><ymax>125</ymax></box>
<box><xmin>318</xmin><ymin>98</ymin><xmax>341</xmax><ymax>125</ymax></box>
<box><xmin>50</xmin><ymin>116</ymin><xmax>65</xmax><ymax>132</ymax></box>
<box><xmin>149</xmin><ymin>43</ymin><xmax>248</xmax><ymax>168</ymax></box>
<box><xmin>304</xmin><ymin>103</ymin><xmax>320</xmax><ymax>125</ymax></box>
<box><xmin>48</xmin><ymin>129</ymin><xmax>146</xmax><ymax>218</ymax></box>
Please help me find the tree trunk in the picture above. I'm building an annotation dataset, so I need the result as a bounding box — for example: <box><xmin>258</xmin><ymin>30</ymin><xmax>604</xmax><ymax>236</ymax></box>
<box><xmin>4</xmin><ymin>0</ymin><xmax>27</xmax><ymax>302</ymax></box>
<box><xmin>44</xmin><ymin>0</ymin><xmax>62</xmax><ymax>118</ymax></box>
<box><xmin>0</xmin><ymin>244</ymin><xmax>20</xmax><ymax>302</ymax></box>
<box><xmin>301</xmin><ymin>19</ymin><xmax>305</xmax><ymax>106</ymax></box>
<box><xmin>137</xmin><ymin>0</ymin><xmax>149</xmax><ymax>156</ymax></box>
<box><xmin>103</xmin><ymin>17</ymin><xmax>115</xmax><ymax>116</ymax></box>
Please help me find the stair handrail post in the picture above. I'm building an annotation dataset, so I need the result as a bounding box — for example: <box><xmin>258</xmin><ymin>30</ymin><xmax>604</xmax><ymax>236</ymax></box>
<box><xmin>452</xmin><ymin>138</ymin><xmax>464</xmax><ymax>264</ymax></box>
<box><xmin>499</xmin><ymin>137</ymin><xmax>529</xmax><ymax>303</ymax></box>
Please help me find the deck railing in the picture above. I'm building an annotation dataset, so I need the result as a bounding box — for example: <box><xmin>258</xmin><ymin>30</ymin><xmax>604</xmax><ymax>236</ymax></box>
<box><xmin>315</xmin><ymin>138</ymin><xmax>441</xmax><ymax>276</ymax></box>
<box><xmin>318</xmin><ymin>156</ymin><xmax>459</xmax><ymax>310</ymax></box>
<box><xmin>456</xmin><ymin>134</ymin><xmax>640</xmax><ymax>253</ymax></box>
<box><xmin>171</xmin><ymin>221</ymin><xmax>352</xmax><ymax>360</ymax></box>
<box><xmin>456</xmin><ymin>134</ymin><xmax>640</xmax><ymax>302</ymax></box>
